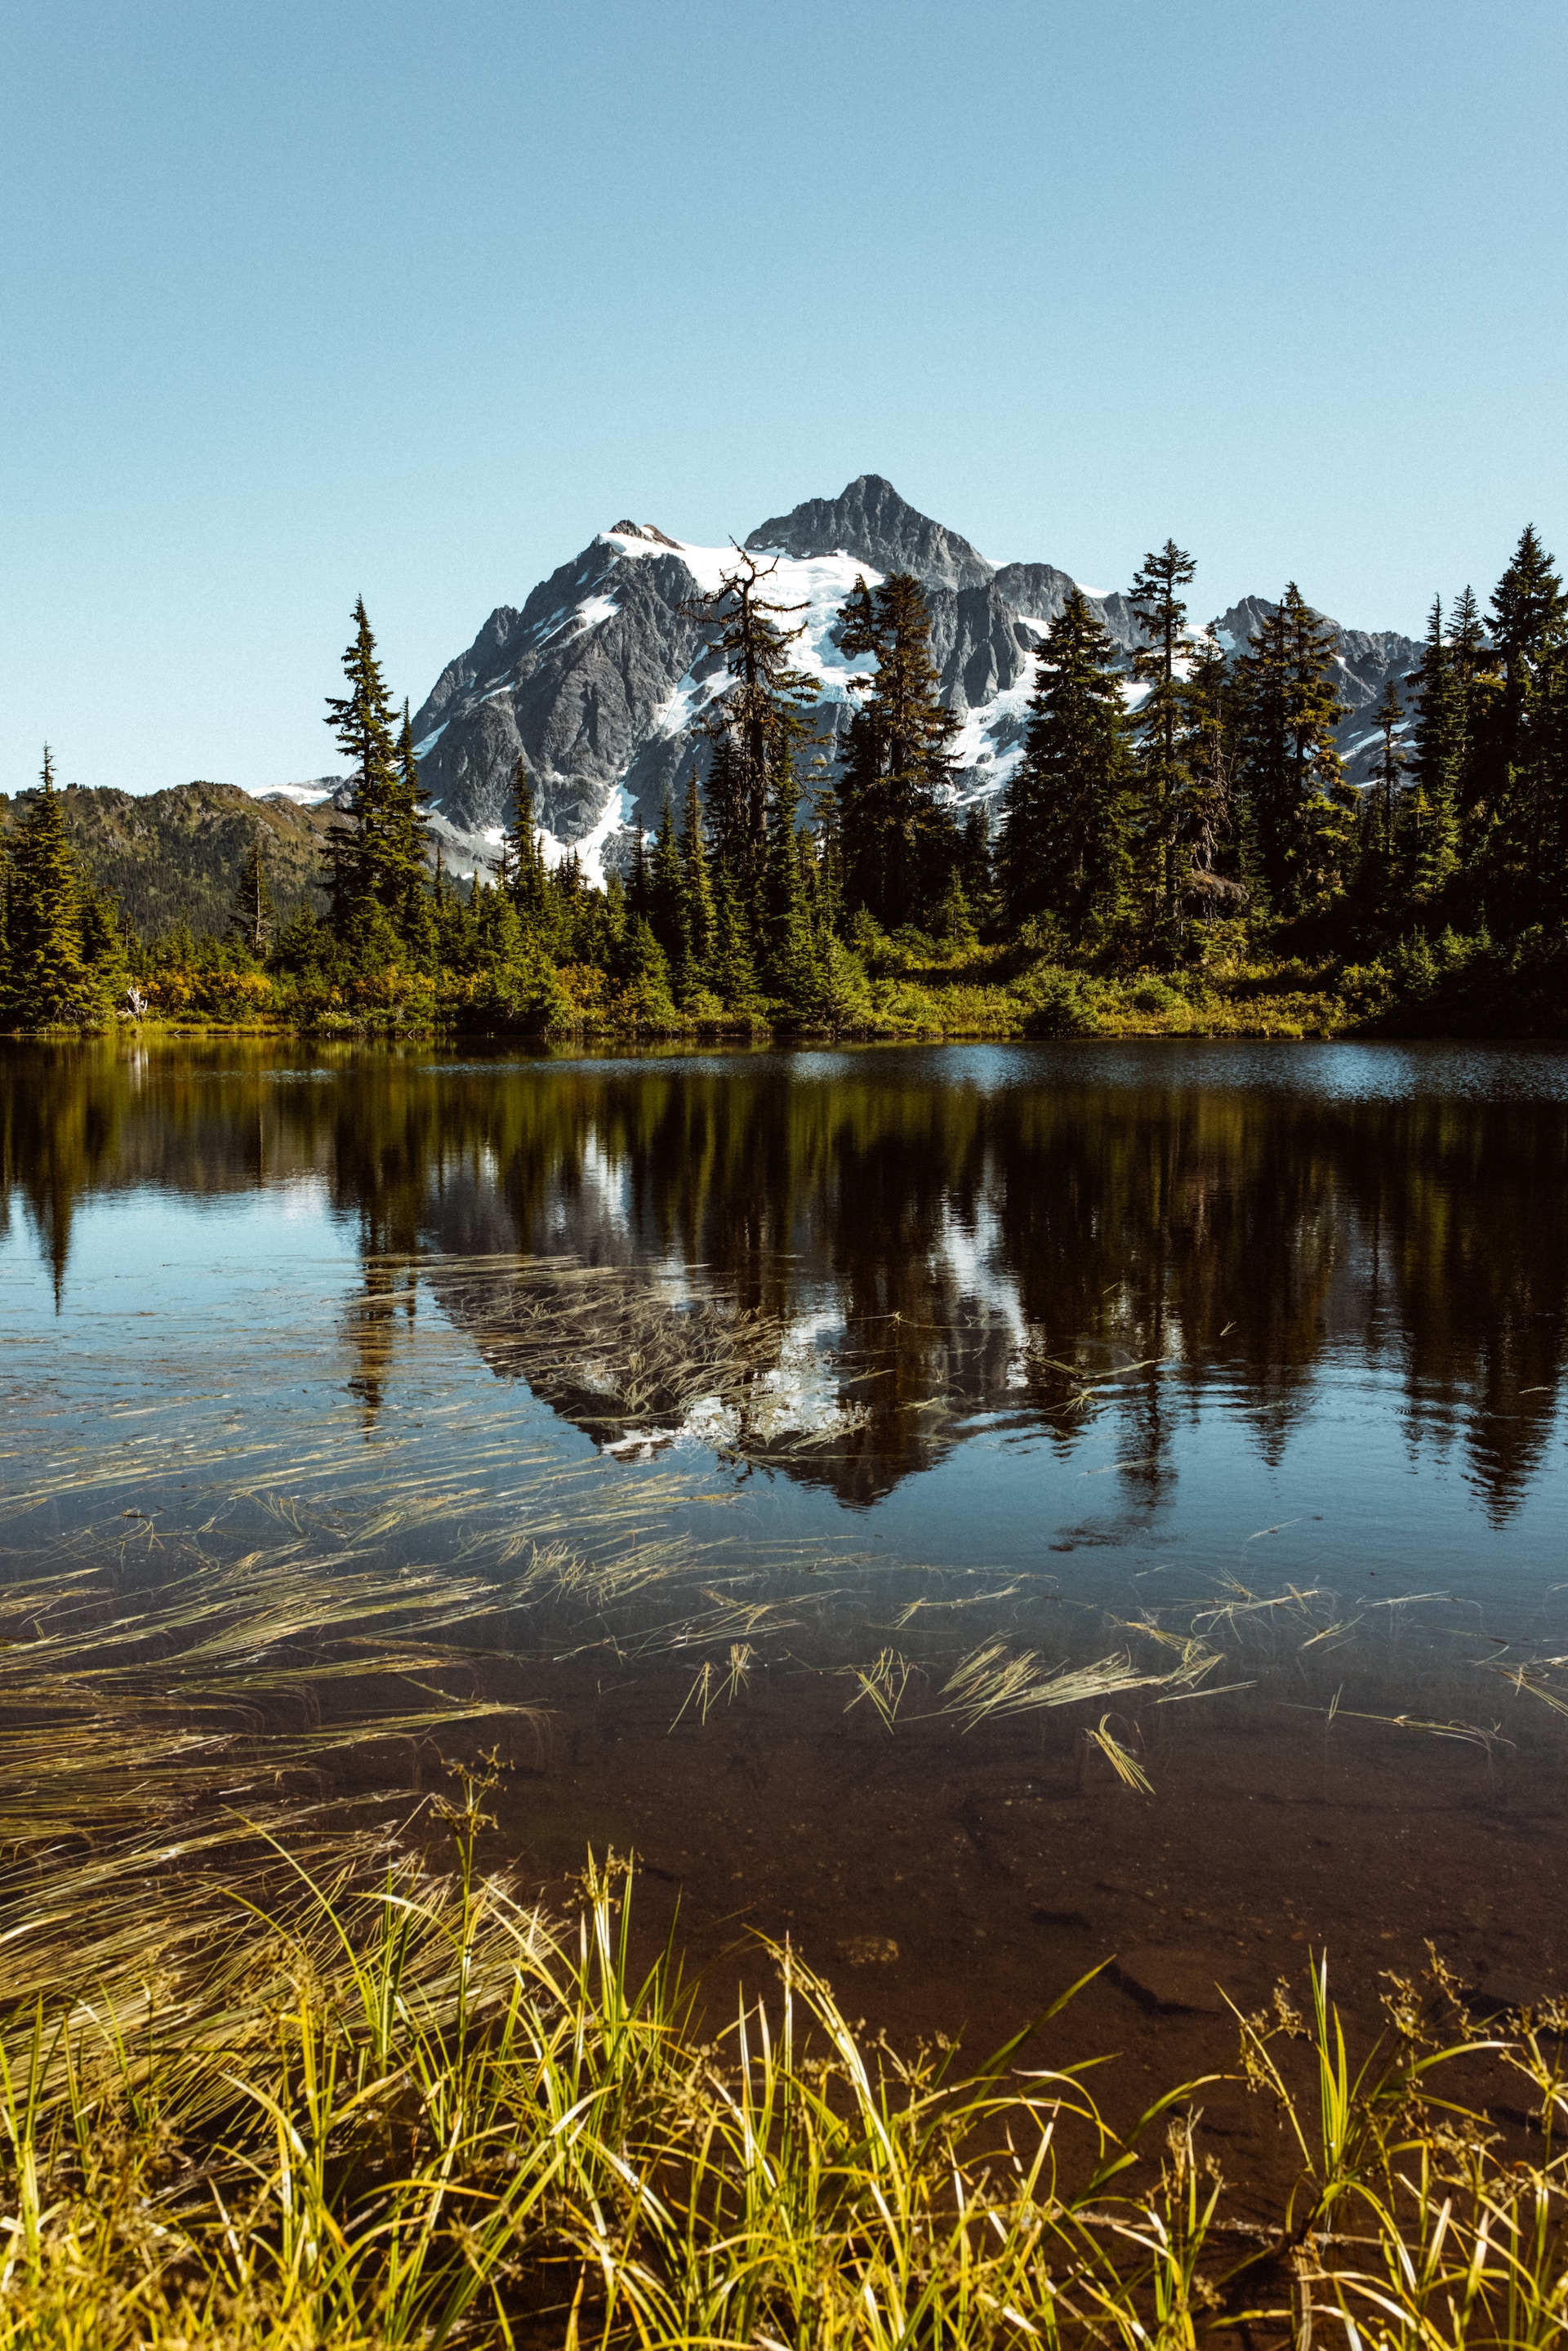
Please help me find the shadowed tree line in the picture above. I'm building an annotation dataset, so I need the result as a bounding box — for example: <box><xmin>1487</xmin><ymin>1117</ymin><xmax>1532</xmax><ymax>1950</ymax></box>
<box><xmin>4</xmin><ymin>1042</ymin><xmax>1566</xmax><ymax>1517</ymax></box>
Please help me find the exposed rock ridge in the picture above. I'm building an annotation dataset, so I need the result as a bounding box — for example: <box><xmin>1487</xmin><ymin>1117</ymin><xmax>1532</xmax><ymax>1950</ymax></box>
<box><xmin>404</xmin><ymin>481</ymin><xmax>1421</xmax><ymax>862</ymax></box>
<box><xmin>745</xmin><ymin>473</ymin><xmax>996</xmax><ymax>591</ymax></box>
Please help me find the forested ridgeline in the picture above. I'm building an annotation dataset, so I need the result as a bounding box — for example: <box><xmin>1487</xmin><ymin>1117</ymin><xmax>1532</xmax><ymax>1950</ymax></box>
<box><xmin>7</xmin><ymin>529</ymin><xmax>1568</xmax><ymax>1036</ymax></box>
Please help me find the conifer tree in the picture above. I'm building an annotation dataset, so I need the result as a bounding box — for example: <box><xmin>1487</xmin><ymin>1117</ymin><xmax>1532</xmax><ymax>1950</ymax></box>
<box><xmin>2</xmin><ymin>749</ymin><xmax>106</xmax><ymax>1026</ymax></box>
<box><xmin>702</xmin><ymin>728</ymin><xmax>753</xmax><ymax>897</ymax></box>
<box><xmin>324</xmin><ymin>603</ymin><xmax>430</xmax><ymax>955</ymax></box>
<box><xmin>78</xmin><ymin>885</ymin><xmax>129</xmax><ymax>1009</ymax></box>
<box><xmin>389</xmin><ymin>705</ymin><xmax>436</xmax><ymax>953</ymax></box>
<box><xmin>835</xmin><ymin>572</ymin><xmax>959</xmax><ymax>928</ymax></box>
<box><xmin>710</xmin><ymin>869</ymin><xmax>759</xmax><ymax>1009</ymax></box>
<box><xmin>760</xmin><ymin>749</ymin><xmax>818</xmax><ymax>1011</ymax></box>
<box><xmin>999</xmin><ymin>591</ymin><xmax>1131</xmax><ymax>942</ymax></box>
<box><xmin>228</xmin><ymin>819</ymin><xmax>275</xmax><ymax>957</ymax></box>
<box><xmin>649</xmin><ymin>797</ymin><xmax>684</xmax><ymax>961</ymax></box>
<box><xmin>1355</xmin><ymin>679</ymin><xmax>1408</xmax><ymax>921</ymax></box>
<box><xmin>503</xmin><ymin>756</ymin><xmax>551</xmax><ymax>936</ymax></box>
<box><xmin>675</xmin><ymin>768</ymin><xmax>715</xmax><ymax>996</ymax></box>
<box><xmin>1127</xmin><ymin>540</ymin><xmax>1199</xmax><ymax>956</ymax></box>
<box><xmin>549</xmin><ymin>850</ymin><xmax>588</xmax><ymax>960</ymax></box>
<box><xmin>1477</xmin><ymin>528</ymin><xmax>1568</xmax><ymax>921</ymax></box>
<box><xmin>956</xmin><ymin>804</ymin><xmax>994</xmax><ymax>927</ymax></box>
<box><xmin>1401</xmin><ymin>599</ymin><xmax>1460</xmax><ymax>907</ymax></box>
<box><xmin>810</xmin><ymin>781</ymin><xmax>847</xmax><ymax>942</ymax></box>
<box><xmin>325</xmin><ymin>599</ymin><xmax>402</xmax><ymax>946</ymax></box>
<box><xmin>589</xmin><ymin>870</ymin><xmax>628</xmax><ymax>973</ymax></box>
<box><xmin>688</xmin><ymin>553</ymin><xmax>820</xmax><ymax>903</ymax></box>
<box><xmin>626</xmin><ymin>829</ymin><xmax>652</xmax><ymax>926</ymax></box>
<box><xmin>617</xmin><ymin>915</ymin><xmax>677</xmax><ymax>1028</ymax></box>
<box><xmin>1443</xmin><ymin>586</ymin><xmax>1494</xmax><ymax>855</ymax></box>
<box><xmin>1490</xmin><ymin>525</ymin><xmax>1567</xmax><ymax>771</ymax></box>
<box><xmin>1184</xmin><ymin>629</ymin><xmax>1240</xmax><ymax>893</ymax></box>
<box><xmin>1233</xmin><ymin>586</ymin><xmax>1356</xmax><ymax>916</ymax></box>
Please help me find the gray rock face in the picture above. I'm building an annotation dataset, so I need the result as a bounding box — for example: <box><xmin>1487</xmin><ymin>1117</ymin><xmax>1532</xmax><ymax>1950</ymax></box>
<box><xmin>746</xmin><ymin>472</ymin><xmax>996</xmax><ymax>590</ymax></box>
<box><xmin>411</xmin><ymin>535</ymin><xmax>715</xmax><ymax>846</ymax></box>
<box><xmin>406</xmin><ymin>482</ymin><xmax>1423</xmax><ymax>860</ymax></box>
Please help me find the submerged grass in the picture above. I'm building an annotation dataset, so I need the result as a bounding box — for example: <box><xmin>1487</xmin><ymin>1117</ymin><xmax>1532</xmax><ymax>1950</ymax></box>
<box><xmin>5</xmin><ymin>1403</ymin><xmax>1568</xmax><ymax>2340</ymax></box>
<box><xmin>2</xmin><ymin>1782</ymin><xmax>1567</xmax><ymax>2349</ymax></box>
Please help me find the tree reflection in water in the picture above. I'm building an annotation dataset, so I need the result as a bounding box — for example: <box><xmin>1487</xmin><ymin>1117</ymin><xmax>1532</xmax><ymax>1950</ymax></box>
<box><xmin>3</xmin><ymin>1038</ymin><xmax>1566</xmax><ymax>1519</ymax></box>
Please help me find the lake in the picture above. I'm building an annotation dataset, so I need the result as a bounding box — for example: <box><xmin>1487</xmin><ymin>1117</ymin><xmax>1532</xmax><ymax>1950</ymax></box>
<box><xmin>4</xmin><ymin>1036</ymin><xmax>1567</xmax><ymax>2152</ymax></box>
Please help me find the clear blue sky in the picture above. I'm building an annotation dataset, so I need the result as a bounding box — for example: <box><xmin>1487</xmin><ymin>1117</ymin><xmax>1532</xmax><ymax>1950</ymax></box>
<box><xmin>5</xmin><ymin>0</ymin><xmax>1565</xmax><ymax>797</ymax></box>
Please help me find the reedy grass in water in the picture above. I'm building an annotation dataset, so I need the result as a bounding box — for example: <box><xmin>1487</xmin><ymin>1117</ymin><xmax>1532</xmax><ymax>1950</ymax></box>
<box><xmin>2</xmin><ymin>1783</ymin><xmax>1567</xmax><ymax>2349</ymax></box>
<box><xmin>0</xmin><ymin>1512</ymin><xmax>1566</xmax><ymax>2340</ymax></box>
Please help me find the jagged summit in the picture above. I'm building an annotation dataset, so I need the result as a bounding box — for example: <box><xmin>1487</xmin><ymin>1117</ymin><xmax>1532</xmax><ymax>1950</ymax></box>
<box><xmin>393</xmin><ymin>479</ymin><xmax>1421</xmax><ymax>882</ymax></box>
<box><xmin>608</xmin><ymin>521</ymin><xmax>682</xmax><ymax>548</ymax></box>
<box><xmin>746</xmin><ymin>474</ymin><xmax>996</xmax><ymax>592</ymax></box>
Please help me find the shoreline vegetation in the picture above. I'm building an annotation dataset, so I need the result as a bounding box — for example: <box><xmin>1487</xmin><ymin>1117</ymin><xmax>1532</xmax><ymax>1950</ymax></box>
<box><xmin>7</xmin><ymin>529</ymin><xmax>1568</xmax><ymax>1044</ymax></box>
<box><xmin>3</xmin><ymin>1505</ymin><xmax>1568</xmax><ymax>2346</ymax></box>
<box><xmin>9</xmin><ymin>1804</ymin><xmax>1568</xmax><ymax>2348</ymax></box>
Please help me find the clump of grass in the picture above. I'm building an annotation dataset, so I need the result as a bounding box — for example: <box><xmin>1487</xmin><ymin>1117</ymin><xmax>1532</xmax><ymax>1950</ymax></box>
<box><xmin>1080</xmin><ymin>1712</ymin><xmax>1155</xmax><ymax>1794</ymax></box>
<box><xmin>938</xmin><ymin>1636</ymin><xmax>1160</xmax><ymax>1731</ymax></box>
<box><xmin>2</xmin><ymin>1797</ymin><xmax>1567</xmax><ymax>2349</ymax></box>
<box><xmin>0</xmin><ymin>1545</ymin><xmax>541</xmax><ymax>2004</ymax></box>
<box><xmin>842</xmin><ymin>1645</ymin><xmax>920</xmax><ymax>1730</ymax></box>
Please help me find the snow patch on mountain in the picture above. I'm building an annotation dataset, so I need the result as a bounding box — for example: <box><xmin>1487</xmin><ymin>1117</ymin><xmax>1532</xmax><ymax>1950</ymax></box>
<box><xmin>539</xmin><ymin>785</ymin><xmax>637</xmax><ymax>887</ymax></box>
<box><xmin>403</xmin><ymin>478</ymin><xmax>1423</xmax><ymax>856</ymax></box>
<box><xmin>255</xmin><ymin>777</ymin><xmax>341</xmax><ymax>808</ymax></box>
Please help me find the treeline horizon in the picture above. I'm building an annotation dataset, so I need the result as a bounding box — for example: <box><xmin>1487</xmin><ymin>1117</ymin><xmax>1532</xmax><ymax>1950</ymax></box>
<box><xmin>4</xmin><ymin>524</ymin><xmax>1568</xmax><ymax>1035</ymax></box>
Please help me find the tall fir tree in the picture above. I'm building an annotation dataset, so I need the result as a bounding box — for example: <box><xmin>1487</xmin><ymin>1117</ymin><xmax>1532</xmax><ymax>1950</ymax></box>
<box><xmin>956</xmin><ymin>803</ymin><xmax>996</xmax><ymax>932</ymax></box>
<box><xmin>1444</xmin><ymin>586</ymin><xmax>1494</xmax><ymax>857</ymax></box>
<box><xmin>702</xmin><ymin>727</ymin><xmax>754</xmax><ymax>898</ymax></box>
<box><xmin>626</xmin><ymin>828</ymin><xmax>652</xmax><ymax>926</ymax></box>
<box><xmin>1401</xmin><ymin>599</ymin><xmax>1461</xmax><ymax>908</ymax></box>
<box><xmin>503</xmin><ymin>756</ymin><xmax>552</xmax><ymax>937</ymax></box>
<box><xmin>324</xmin><ymin>601</ymin><xmax>430</xmax><ymax>955</ymax></box>
<box><xmin>228</xmin><ymin>819</ymin><xmax>275</xmax><ymax>956</ymax></box>
<box><xmin>549</xmin><ymin>850</ymin><xmax>588</xmax><ymax>960</ymax></box>
<box><xmin>675</xmin><ymin>767</ymin><xmax>715</xmax><ymax>996</ymax></box>
<box><xmin>1233</xmin><ymin>586</ymin><xmax>1356</xmax><ymax>916</ymax></box>
<box><xmin>389</xmin><ymin>705</ymin><xmax>436</xmax><ymax>953</ymax></box>
<box><xmin>835</xmin><ymin>572</ymin><xmax>959</xmax><ymax>929</ymax></box>
<box><xmin>1356</xmin><ymin>678</ymin><xmax>1409</xmax><ymax>921</ymax></box>
<box><xmin>1184</xmin><ymin>627</ymin><xmax>1240</xmax><ymax>893</ymax></box>
<box><xmin>1477</xmin><ymin>528</ymin><xmax>1568</xmax><ymax>923</ymax></box>
<box><xmin>1489</xmin><ymin>526</ymin><xmax>1567</xmax><ymax>773</ymax></box>
<box><xmin>1127</xmin><ymin>540</ymin><xmax>1199</xmax><ymax>957</ymax></box>
<box><xmin>759</xmin><ymin>747</ymin><xmax>818</xmax><ymax>1011</ymax></box>
<box><xmin>648</xmin><ymin>796</ymin><xmax>684</xmax><ymax>961</ymax></box>
<box><xmin>2</xmin><ymin>750</ymin><xmax>110</xmax><ymax>1026</ymax></box>
<box><xmin>999</xmin><ymin>591</ymin><xmax>1131</xmax><ymax>942</ymax></box>
<box><xmin>688</xmin><ymin>552</ymin><xmax>819</xmax><ymax>904</ymax></box>
<box><xmin>710</xmin><ymin>868</ymin><xmax>759</xmax><ymax>1008</ymax></box>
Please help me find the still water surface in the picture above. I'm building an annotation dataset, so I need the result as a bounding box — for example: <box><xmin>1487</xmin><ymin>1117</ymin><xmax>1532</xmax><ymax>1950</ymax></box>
<box><xmin>4</xmin><ymin>1039</ymin><xmax>1567</xmax><ymax>2108</ymax></box>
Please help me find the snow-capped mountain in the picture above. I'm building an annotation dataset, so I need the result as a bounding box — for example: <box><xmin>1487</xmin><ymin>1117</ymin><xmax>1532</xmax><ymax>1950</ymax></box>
<box><xmin>407</xmin><ymin>477</ymin><xmax>1421</xmax><ymax>880</ymax></box>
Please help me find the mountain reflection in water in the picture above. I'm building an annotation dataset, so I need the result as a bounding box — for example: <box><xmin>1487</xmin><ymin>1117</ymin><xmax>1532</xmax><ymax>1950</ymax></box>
<box><xmin>4</xmin><ymin>1037</ymin><xmax>1568</xmax><ymax>1523</ymax></box>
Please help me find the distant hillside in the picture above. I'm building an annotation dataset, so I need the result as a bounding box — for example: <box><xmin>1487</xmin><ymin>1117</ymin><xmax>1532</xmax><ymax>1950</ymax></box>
<box><xmin>0</xmin><ymin>783</ymin><xmax>332</xmax><ymax>939</ymax></box>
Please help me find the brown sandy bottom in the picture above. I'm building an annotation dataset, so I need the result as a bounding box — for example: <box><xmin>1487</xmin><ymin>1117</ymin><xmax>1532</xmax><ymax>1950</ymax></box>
<box><xmin>448</xmin><ymin>1662</ymin><xmax>1568</xmax><ymax>2212</ymax></box>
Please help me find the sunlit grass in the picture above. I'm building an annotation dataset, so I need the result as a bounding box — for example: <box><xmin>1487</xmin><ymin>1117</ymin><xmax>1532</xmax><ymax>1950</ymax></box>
<box><xmin>2</xmin><ymin>1779</ymin><xmax>1567</xmax><ymax>2348</ymax></box>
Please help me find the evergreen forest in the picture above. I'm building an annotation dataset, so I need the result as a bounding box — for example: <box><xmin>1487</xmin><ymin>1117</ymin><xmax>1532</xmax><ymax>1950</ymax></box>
<box><xmin>8</xmin><ymin>528</ymin><xmax>1568</xmax><ymax>1040</ymax></box>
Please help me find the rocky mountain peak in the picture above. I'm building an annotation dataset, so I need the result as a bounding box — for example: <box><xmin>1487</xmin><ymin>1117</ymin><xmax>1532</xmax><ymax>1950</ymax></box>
<box><xmin>395</xmin><ymin>478</ymin><xmax>1423</xmax><ymax>876</ymax></box>
<box><xmin>608</xmin><ymin>521</ymin><xmax>683</xmax><ymax>549</ymax></box>
<box><xmin>745</xmin><ymin>474</ymin><xmax>996</xmax><ymax>593</ymax></box>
